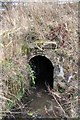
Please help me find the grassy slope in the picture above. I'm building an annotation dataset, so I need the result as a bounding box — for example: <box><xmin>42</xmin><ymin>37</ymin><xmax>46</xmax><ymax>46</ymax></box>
<box><xmin>0</xmin><ymin>2</ymin><xmax>78</xmax><ymax>118</ymax></box>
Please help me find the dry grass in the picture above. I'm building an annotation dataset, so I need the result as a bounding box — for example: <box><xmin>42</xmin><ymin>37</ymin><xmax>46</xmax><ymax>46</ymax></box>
<box><xmin>0</xmin><ymin>2</ymin><xmax>79</xmax><ymax>119</ymax></box>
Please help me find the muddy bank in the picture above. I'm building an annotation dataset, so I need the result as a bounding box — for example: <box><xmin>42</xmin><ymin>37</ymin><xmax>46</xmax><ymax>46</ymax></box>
<box><xmin>3</xmin><ymin>86</ymin><xmax>73</xmax><ymax>120</ymax></box>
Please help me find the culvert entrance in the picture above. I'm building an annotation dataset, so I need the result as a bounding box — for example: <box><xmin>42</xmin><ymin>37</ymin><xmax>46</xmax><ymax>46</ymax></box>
<box><xmin>29</xmin><ymin>55</ymin><xmax>54</xmax><ymax>89</ymax></box>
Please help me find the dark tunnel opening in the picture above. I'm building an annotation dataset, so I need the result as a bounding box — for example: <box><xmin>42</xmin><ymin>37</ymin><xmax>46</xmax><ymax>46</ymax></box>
<box><xmin>29</xmin><ymin>55</ymin><xmax>54</xmax><ymax>90</ymax></box>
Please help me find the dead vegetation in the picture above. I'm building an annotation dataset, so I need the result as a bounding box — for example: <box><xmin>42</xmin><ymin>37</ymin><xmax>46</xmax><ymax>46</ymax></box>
<box><xmin>0</xmin><ymin>2</ymin><xmax>79</xmax><ymax>119</ymax></box>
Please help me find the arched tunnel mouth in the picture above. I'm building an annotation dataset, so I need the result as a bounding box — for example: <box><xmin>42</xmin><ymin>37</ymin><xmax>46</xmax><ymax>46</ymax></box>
<box><xmin>29</xmin><ymin>55</ymin><xmax>54</xmax><ymax>90</ymax></box>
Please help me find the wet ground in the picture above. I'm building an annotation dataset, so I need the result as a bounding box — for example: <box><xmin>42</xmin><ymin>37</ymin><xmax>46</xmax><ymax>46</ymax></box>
<box><xmin>22</xmin><ymin>88</ymin><xmax>56</xmax><ymax>118</ymax></box>
<box><xmin>2</xmin><ymin>87</ymin><xmax>63</xmax><ymax>120</ymax></box>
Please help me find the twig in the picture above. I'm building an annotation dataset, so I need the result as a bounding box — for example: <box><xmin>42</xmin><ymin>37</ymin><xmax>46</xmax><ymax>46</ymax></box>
<box><xmin>0</xmin><ymin>95</ymin><xmax>12</xmax><ymax>102</ymax></box>
<box><xmin>8</xmin><ymin>92</ymin><xmax>24</xmax><ymax>107</ymax></box>
<box><xmin>48</xmin><ymin>88</ymin><xmax>69</xmax><ymax>118</ymax></box>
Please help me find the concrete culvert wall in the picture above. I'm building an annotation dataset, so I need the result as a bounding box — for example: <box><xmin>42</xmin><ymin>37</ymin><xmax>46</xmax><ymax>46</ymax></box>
<box><xmin>29</xmin><ymin>55</ymin><xmax>54</xmax><ymax>89</ymax></box>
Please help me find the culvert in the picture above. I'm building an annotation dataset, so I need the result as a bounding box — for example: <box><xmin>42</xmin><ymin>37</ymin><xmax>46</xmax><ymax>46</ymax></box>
<box><xmin>29</xmin><ymin>55</ymin><xmax>54</xmax><ymax>89</ymax></box>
